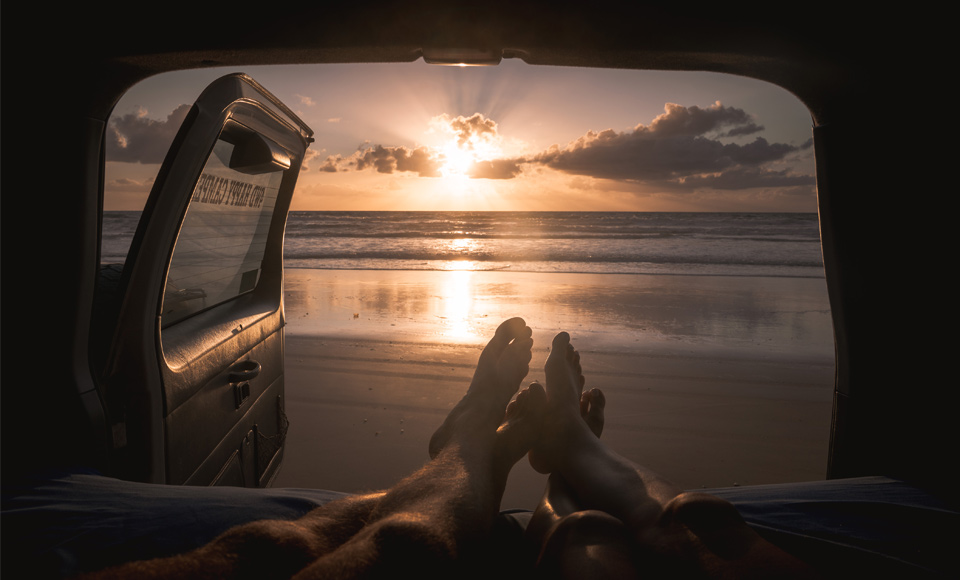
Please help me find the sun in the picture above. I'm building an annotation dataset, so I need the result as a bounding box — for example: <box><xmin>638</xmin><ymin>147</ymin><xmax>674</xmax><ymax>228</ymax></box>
<box><xmin>438</xmin><ymin>134</ymin><xmax>504</xmax><ymax>179</ymax></box>
<box><xmin>440</xmin><ymin>141</ymin><xmax>476</xmax><ymax>178</ymax></box>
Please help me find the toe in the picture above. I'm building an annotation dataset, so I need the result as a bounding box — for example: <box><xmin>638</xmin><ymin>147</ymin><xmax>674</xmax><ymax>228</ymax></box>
<box><xmin>526</xmin><ymin>381</ymin><xmax>547</xmax><ymax>405</ymax></box>
<box><xmin>498</xmin><ymin>317</ymin><xmax>527</xmax><ymax>339</ymax></box>
<box><xmin>581</xmin><ymin>388</ymin><xmax>605</xmax><ymax>437</ymax></box>
<box><xmin>511</xmin><ymin>382</ymin><xmax>546</xmax><ymax>423</ymax></box>
<box><xmin>481</xmin><ymin>318</ymin><xmax>526</xmax><ymax>362</ymax></box>
<box><xmin>551</xmin><ymin>332</ymin><xmax>571</xmax><ymax>352</ymax></box>
<box><xmin>509</xmin><ymin>336</ymin><xmax>534</xmax><ymax>359</ymax></box>
<box><xmin>546</xmin><ymin>333</ymin><xmax>571</xmax><ymax>369</ymax></box>
<box><xmin>492</xmin><ymin>317</ymin><xmax>526</xmax><ymax>345</ymax></box>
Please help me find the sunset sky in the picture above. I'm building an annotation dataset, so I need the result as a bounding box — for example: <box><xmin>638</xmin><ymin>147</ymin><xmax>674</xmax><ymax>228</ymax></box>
<box><xmin>105</xmin><ymin>59</ymin><xmax>817</xmax><ymax>212</ymax></box>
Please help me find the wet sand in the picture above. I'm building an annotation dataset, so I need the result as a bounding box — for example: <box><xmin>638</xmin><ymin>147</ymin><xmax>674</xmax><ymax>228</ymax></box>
<box><xmin>272</xmin><ymin>268</ymin><xmax>835</xmax><ymax>509</ymax></box>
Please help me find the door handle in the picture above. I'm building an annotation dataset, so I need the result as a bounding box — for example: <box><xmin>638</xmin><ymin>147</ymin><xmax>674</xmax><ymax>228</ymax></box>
<box><xmin>229</xmin><ymin>360</ymin><xmax>261</xmax><ymax>383</ymax></box>
<box><xmin>229</xmin><ymin>360</ymin><xmax>261</xmax><ymax>409</ymax></box>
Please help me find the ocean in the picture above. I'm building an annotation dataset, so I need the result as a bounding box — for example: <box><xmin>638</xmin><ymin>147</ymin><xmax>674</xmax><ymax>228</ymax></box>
<box><xmin>101</xmin><ymin>211</ymin><xmax>824</xmax><ymax>278</ymax></box>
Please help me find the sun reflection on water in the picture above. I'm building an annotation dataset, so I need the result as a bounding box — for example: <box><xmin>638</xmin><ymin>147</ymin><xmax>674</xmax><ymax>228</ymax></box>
<box><xmin>444</xmin><ymin>238</ymin><xmax>480</xmax><ymax>257</ymax></box>
<box><xmin>438</xmin><ymin>269</ymin><xmax>479</xmax><ymax>340</ymax></box>
<box><xmin>441</xmin><ymin>260</ymin><xmax>485</xmax><ymax>271</ymax></box>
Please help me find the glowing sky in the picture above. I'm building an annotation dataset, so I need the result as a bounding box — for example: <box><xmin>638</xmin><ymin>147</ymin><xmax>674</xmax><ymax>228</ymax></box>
<box><xmin>105</xmin><ymin>59</ymin><xmax>816</xmax><ymax>212</ymax></box>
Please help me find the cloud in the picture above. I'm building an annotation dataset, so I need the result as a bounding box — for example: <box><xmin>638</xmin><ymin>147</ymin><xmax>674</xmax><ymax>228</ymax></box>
<box><xmin>433</xmin><ymin>113</ymin><xmax>500</xmax><ymax>148</ymax></box>
<box><xmin>319</xmin><ymin>154</ymin><xmax>343</xmax><ymax>173</ymax></box>
<box><xmin>467</xmin><ymin>159</ymin><xmax>522</xmax><ymax>179</ymax></box>
<box><xmin>670</xmin><ymin>166</ymin><xmax>816</xmax><ymax>191</ymax></box>
<box><xmin>321</xmin><ymin>113</ymin><xmax>508</xmax><ymax>178</ymax></box>
<box><xmin>296</xmin><ymin>94</ymin><xmax>315</xmax><ymax>106</ymax></box>
<box><xmin>526</xmin><ymin>102</ymin><xmax>813</xmax><ymax>191</ymax></box>
<box><xmin>104</xmin><ymin>176</ymin><xmax>155</xmax><ymax>196</ymax></box>
<box><xmin>321</xmin><ymin>145</ymin><xmax>444</xmax><ymax>177</ymax></box>
<box><xmin>108</xmin><ymin>177</ymin><xmax>152</xmax><ymax>188</ymax></box>
<box><xmin>107</xmin><ymin>104</ymin><xmax>191</xmax><ymax>164</ymax></box>
<box><xmin>300</xmin><ymin>148</ymin><xmax>322</xmax><ymax>172</ymax></box>
<box><xmin>316</xmin><ymin>103</ymin><xmax>813</xmax><ymax>193</ymax></box>
<box><xmin>357</xmin><ymin>145</ymin><xmax>443</xmax><ymax>177</ymax></box>
<box><xmin>645</xmin><ymin>101</ymin><xmax>762</xmax><ymax>137</ymax></box>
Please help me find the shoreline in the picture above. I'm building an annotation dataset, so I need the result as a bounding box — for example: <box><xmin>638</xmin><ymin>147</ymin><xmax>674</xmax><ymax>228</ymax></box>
<box><xmin>282</xmin><ymin>263</ymin><xmax>827</xmax><ymax>279</ymax></box>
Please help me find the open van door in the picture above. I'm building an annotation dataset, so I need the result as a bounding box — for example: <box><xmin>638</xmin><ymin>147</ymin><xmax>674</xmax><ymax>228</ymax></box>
<box><xmin>97</xmin><ymin>74</ymin><xmax>313</xmax><ymax>486</ymax></box>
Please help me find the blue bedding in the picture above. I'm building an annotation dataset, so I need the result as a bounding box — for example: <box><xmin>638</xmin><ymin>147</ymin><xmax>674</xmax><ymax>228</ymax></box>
<box><xmin>3</xmin><ymin>470</ymin><xmax>956</xmax><ymax>578</ymax></box>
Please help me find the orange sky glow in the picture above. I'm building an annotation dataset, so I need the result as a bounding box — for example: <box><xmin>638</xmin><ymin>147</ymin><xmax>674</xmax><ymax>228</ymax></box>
<box><xmin>105</xmin><ymin>60</ymin><xmax>817</xmax><ymax>213</ymax></box>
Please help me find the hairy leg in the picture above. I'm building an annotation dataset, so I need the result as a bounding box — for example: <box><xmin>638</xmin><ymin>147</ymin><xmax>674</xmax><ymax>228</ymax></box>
<box><xmin>526</xmin><ymin>383</ymin><xmax>639</xmax><ymax>580</ymax></box>
<box><xmin>292</xmin><ymin>318</ymin><xmax>544</xmax><ymax>578</ymax></box>
<box><xmin>525</xmin><ymin>386</ymin><xmax>606</xmax><ymax>552</ymax></box>
<box><xmin>80</xmin><ymin>492</ymin><xmax>385</xmax><ymax>580</ymax></box>
<box><xmin>294</xmin><ymin>383</ymin><xmax>546</xmax><ymax>579</ymax></box>
<box><xmin>85</xmin><ymin>318</ymin><xmax>540</xmax><ymax>580</ymax></box>
<box><xmin>429</xmin><ymin>317</ymin><xmax>533</xmax><ymax>459</ymax></box>
<box><xmin>529</xmin><ymin>332</ymin><xmax>678</xmax><ymax>530</ymax></box>
<box><xmin>530</xmin><ymin>332</ymin><xmax>819</xmax><ymax>579</ymax></box>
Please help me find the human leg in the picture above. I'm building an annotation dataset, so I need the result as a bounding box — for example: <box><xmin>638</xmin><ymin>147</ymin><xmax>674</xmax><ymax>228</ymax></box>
<box><xmin>81</xmin><ymin>491</ymin><xmax>385</xmax><ymax>580</ymax></box>
<box><xmin>528</xmin><ymin>332</ymin><xmax>679</xmax><ymax>532</ymax></box>
<box><xmin>525</xmin><ymin>385</ymin><xmax>607</xmax><ymax>553</ymax></box>
<box><xmin>293</xmin><ymin>381</ymin><xmax>545</xmax><ymax>579</ymax></box>
<box><xmin>530</xmin><ymin>332</ymin><xmax>819</xmax><ymax>579</ymax></box>
<box><xmin>428</xmin><ymin>317</ymin><xmax>534</xmax><ymax>459</ymax></box>
<box><xmin>526</xmin><ymin>385</ymin><xmax>640</xmax><ymax>580</ymax></box>
<box><xmin>289</xmin><ymin>317</ymin><xmax>541</xmax><ymax>578</ymax></box>
<box><xmin>85</xmin><ymin>318</ymin><xmax>541</xmax><ymax>579</ymax></box>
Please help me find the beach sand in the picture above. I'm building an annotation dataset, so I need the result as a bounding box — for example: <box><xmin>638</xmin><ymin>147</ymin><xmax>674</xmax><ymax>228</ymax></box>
<box><xmin>272</xmin><ymin>268</ymin><xmax>835</xmax><ymax>509</ymax></box>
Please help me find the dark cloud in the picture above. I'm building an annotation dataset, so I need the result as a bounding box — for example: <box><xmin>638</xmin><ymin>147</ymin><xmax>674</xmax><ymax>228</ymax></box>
<box><xmin>724</xmin><ymin>122</ymin><xmax>765</xmax><ymax>137</ymax></box>
<box><xmin>646</xmin><ymin>101</ymin><xmax>762</xmax><ymax>137</ymax></box>
<box><xmin>443</xmin><ymin>113</ymin><xmax>499</xmax><ymax>148</ymax></box>
<box><xmin>321</xmin><ymin>145</ymin><xmax>444</xmax><ymax>177</ymax></box>
<box><xmin>323</xmin><ymin>113</ymin><xmax>505</xmax><ymax>179</ymax></box>
<box><xmin>319</xmin><ymin>154</ymin><xmax>342</xmax><ymax>173</ymax></box>
<box><xmin>672</xmin><ymin>166</ymin><xmax>816</xmax><ymax>191</ymax></box>
<box><xmin>727</xmin><ymin>137</ymin><xmax>798</xmax><ymax>165</ymax></box>
<box><xmin>107</xmin><ymin>104</ymin><xmax>191</xmax><ymax>163</ymax></box>
<box><xmin>527</xmin><ymin>102</ymin><xmax>813</xmax><ymax>191</ymax></box>
<box><xmin>355</xmin><ymin>145</ymin><xmax>442</xmax><ymax>177</ymax></box>
<box><xmin>467</xmin><ymin>159</ymin><xmax>522</xmax><ymax>179</ymax></box>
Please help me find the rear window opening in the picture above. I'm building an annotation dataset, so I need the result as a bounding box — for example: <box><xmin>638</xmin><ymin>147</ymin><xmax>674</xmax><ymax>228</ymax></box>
<box><xmin>103</xmin><ymin>60</ymin><xmax>832</xmax><ymax>506</ymax></box>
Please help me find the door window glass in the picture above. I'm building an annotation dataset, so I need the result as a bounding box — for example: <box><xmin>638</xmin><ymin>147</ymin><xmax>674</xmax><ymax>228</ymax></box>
<box><xmin>161</xmin><ymin>137</ymin><xmax>284</xmax><ymax>326</ymax></box>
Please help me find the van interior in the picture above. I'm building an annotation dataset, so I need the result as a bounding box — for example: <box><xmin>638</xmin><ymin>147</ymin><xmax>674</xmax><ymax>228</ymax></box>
<box><xmin>2</xmin><ymin>3</ymin><xmax>952</xmax><ymax>578</ymax></box>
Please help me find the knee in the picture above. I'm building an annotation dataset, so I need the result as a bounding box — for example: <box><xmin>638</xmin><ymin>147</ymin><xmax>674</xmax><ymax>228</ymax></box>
<box><xmin>216</xmin><ymin>519</ymin><xmax>318</xmax><ymax>575</ymax></box>
<box><xmin>551</xmin><ymin>509</ymin><xmax>629</xmax><ymax>545</ymax></box>
<box><xmin>662</xmin><ymin>492</ymin><xmax>744</xmax><ymax>531</ymax></box>
<box><xmin>543</xmin><ymin>510</ymin><xmax>635</xmax><ymax>559</ymax></box>
<box><xmin>368</xmin><ymin>514</ymin><xmax>457</xmax><ymax>573</ymax></box>
<box><xmin>539</xmin><ymin>511</ymin><xmax>638</xmax><ymax>579</ymax></box>
<box><xmin>662</xmin><ymin>492</ymin><xmax>757</xmax><ymax>559</ymax></box>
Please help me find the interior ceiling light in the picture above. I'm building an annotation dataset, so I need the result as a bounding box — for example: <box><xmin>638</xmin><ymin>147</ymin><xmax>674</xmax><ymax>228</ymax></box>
<box><xmin>422</xmin><ymin>47</ymin><xmax>503</xmax><ymax>66</ymax></box>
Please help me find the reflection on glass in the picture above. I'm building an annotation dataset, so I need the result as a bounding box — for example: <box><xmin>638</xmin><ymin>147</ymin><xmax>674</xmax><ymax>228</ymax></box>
<box><xmin>161</xmin><ymin>139</ymin><xmax>283</xmax><ymax>326</ymax></box>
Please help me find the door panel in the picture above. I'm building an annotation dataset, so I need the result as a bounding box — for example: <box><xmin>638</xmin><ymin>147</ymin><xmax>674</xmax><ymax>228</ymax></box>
<box><xmin>100</xmin><ymin>74</ymin><xmax>312</xmax><ymax>485</ymax></box>
<box><xmin>163</xmin><ymin>308</ymin><xmax>285</xmax><ymax>485</ymax></box>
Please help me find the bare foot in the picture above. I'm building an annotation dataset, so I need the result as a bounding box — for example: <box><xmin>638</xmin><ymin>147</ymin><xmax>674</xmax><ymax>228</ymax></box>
<box><xmin>429</xmin><ymin>318</ymin><xmax>533</xmax><ymax>458</ymax></box>
<box><xmin>581</xmin><ymin>388</ymin><xmax>605</xmax><ymax>438</ymax></box>
<box><xmin>524</xmin><ymin>386</ymin><xmax>605</xmax><ymax>550</ymax></box>
<box><xmin>527</xmin><ymin>332</ymin><xmax>595</xmax><ymax>474</ymax></box>
<box><xmin>494</xmin><ymin>382</ymin><xmax>547</xmax><ymax>469</ymax></box>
